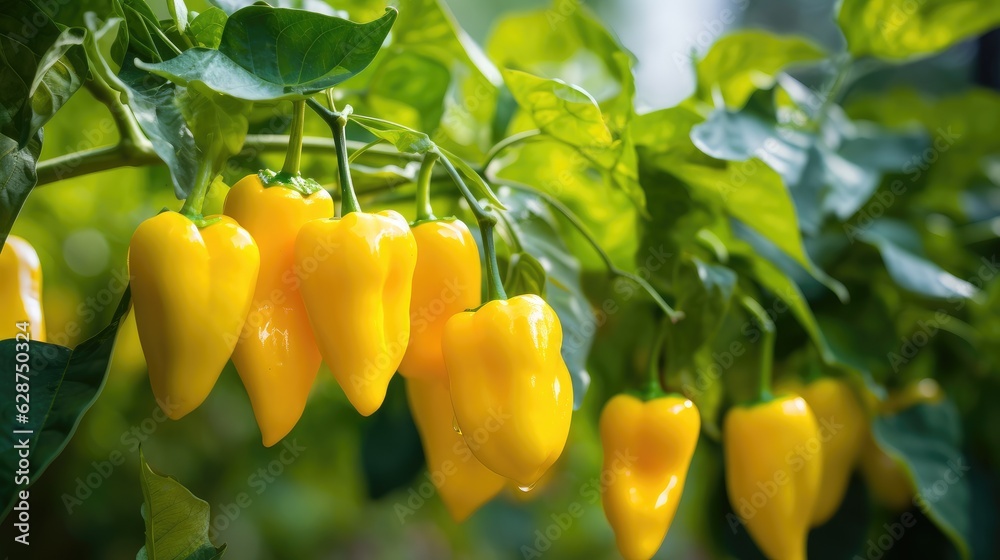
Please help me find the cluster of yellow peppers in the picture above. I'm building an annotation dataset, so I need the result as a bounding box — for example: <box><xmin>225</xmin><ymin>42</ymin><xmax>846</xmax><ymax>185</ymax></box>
<box><xmin>127</xmin><ymin>169</ymin><xmax>574</xmax><ymax>519</ymax></box>
<box><xmin>598</xmin><ymin>376</ymin><xmax>934</xmax><ymax>560</ymax></box>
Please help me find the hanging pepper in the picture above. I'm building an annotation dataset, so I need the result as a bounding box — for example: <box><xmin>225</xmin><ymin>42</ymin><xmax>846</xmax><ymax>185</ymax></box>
<box><xmin>295</xmin><ymin>210</ymin><xmax>417</xmax><ymax>416</ymax></box>
<box><xmin>224</xmin><ymin>171</ymin><xmax>333</xmax><ymax>446</ymax></box>
<box><xmin>860</xmin><ymin>379</ymin><xmax>942</xmax><ymax>511</ymax></box>
<box><xmin>724</xmin><ymin>395</ymin><xmax>822</xmax><ymax>560</ymax></box>
<box><xmin>600</xmin><ymin>394</ymin><xmax>700</xmax><ymax>560</ymax></box>
<box><xmin>796</xmin><ymin>378</ymin><xmax>866</xmax><ymax>526</ymax></box>
<box><xmin>398</xmin><ymin>219</ymin><xmax>481</xmax><ymax>380</ymax></box>
<box><xmin>406</xmin><ymin>378</ymin><xmax>505</xmax><ymax>521</ymax></box>
<box><xmin>129</xmin><ymin>212</ymin><xmax>260</xmax><ymax>419</ymax></box>
<box><xmin>443</xmin><ymin>294</ymin><xmax>573</xmax><ymax>487</ymax></box>
<box><xmin>0</xmin><ymin>235</ymin><xmax>46</xmax><ymax>341</ymax></box>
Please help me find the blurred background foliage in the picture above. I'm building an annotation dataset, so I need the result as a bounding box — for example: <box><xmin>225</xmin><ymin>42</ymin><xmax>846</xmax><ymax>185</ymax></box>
<box><xmin>3</xmin><ymin>0</ymin><xmax>1000</xmax><ymax>558</ymax></box>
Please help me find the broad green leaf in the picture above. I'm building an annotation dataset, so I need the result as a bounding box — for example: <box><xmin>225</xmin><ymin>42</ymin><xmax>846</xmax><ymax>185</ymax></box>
<box><xmin>210</xmin><ymin>0</ymin><xmax>341</xmax><ymax>16</ymax></box>
<box><xmin>839</xmin><ymin>0</ymin><xmax>1000</xmax><ymax>60</ymax></box>
<box><xmin>352</xmin><ymin>116</ymin><xmax>434</xmax><ymax>154</ymax></box>
<box><xmin>138</xmin><ymin>7</ymin><xmax>397</xmax><ymax>101</ymax></box>
<box><xmin>498</xmin><ymin>186</ymin><xmax>593</xmax><ymax>408</ymax></box>
<box><xmin>168</xmin><ymin>0</ymin><xmax>190</xmax><ymax>35</ymax></box>
<box><xmin>0</xmin><ymin>0</ymin><xmax>88</xmax><ymax>145</ymax></box>
<box><xmin>0</xmin><ymin>132</ymin><xmax>42</xmax><ymax>246</ymax></box>
<box><xmin>859</xmin><ymin>221</ymin><xmax>978</xmax><ymax>300</ymax></box>
<box><xmin>873</xmin><ymin>402</ymin><xmax>972</xmax><ymax>559</ymax></box>
<box><xmin>177</xmin><ymin>83</ymin><xmax>251</xmax><ymax>173</ymax></box>
<box><xmin>187</xmin><ymin>7</ymin><xmax>227</xmax><ymax>49</ymax></box>
<box><xmin>31</xmin><ymin>0</ymin><xmax>129</xmax><ymax>66</ymax></box>
<box><xmin>0</xmin><ymin>288</ymin><xmax>131</xmax><ymax>520</ymax></box>
<box><xmin>504</xmin><ymin>252</ymin><xmax>547</xmax><ymax>298</ymax></box>
<box><xmin>502</xmin><ymin>69</ymin><xmax>613</xmax><ymax>149</ymax></box>
<box><xmin>137</xmin><ymin>450</ymin><xmax>227</xmax><ymax>560</ymax></box>
<box><xmin>696</xmin><ymin>31</ymin><xmax>824</xmax><ymax>109</ymax></box>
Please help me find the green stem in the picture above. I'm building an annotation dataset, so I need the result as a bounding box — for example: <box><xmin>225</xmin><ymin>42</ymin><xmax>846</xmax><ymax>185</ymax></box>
<box><xmin>645</xmin><ymin>318</ymin><xmax>669</xmax><ymax>396</ymax></box>
<box><xmin>436</xmin><ymin>150</ymin><xmax>506</xmax><ymax>302</ymax></box>
<box><xmin>479</xmin><ymin>129</ymin><xmax>542</xmax><ymax>172</ymax></box>
<box><xmin>415</xmin><ymin>152</ymin><xmax>439</xmax><ymax>222</ymax></box>
<box><xmin>332</xmin><ymin>112</ymin><xmax>361</xmax><ymax>215</ymax></box>
<box><xmin>503</xmin><ymin>182</ymin><xmax>683</xmax><ymax>321</ymax></box>
<box><xmin>741</xmin><ymin>296</ymin><xmax>776</xmax><ymax>402</ymax></box>
<box><xmin>282</xmin><ymin>100</ymin><xmax>306</xmax><ymax>175</ymax></box>
<box><xmin>179</xmin><ymin>157</ymin><xmax>216</xmax><ymax>219</ymax></box>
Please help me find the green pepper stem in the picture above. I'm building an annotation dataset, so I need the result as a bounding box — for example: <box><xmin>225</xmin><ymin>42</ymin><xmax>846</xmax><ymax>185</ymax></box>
<box><xmin>436</xmin><ymin>150</ymin><xmax>506</xmax><ymax>302</ymax></box>
<box><xmin>415</xmin><ymin>152</ymin><xmax>439</xmax><ymax>222</ymax></box>
<box><xmin>179</xmin><ymin>157</ymin><xmax>215</xmax><ymax>219</ymax></box>
<box><xmin>282</xmin><ymin>100</ymin><xmax>306</xmax><ymax>175</ymax></box>
<box><xmin>646</xmin><ymin>318</ymin><xmax>669</xmax><ymax>396</ymax></box>
<box><xmin>332</xmin><ymin>114</ymin><xmax>361</xmax><ymax>215</ymax></box>
<box><xmin>741</xmin><ymin>296</ymin><xmax>776</xmax><ymax>402</ymax></box>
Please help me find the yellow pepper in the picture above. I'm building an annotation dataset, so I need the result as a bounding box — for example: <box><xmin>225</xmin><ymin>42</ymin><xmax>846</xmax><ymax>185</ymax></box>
<box><xmin>600</xmin><ymin>394</ymin><xmax>700</xmax><ymax>560</ymax></box>
<box><xmin>724</xmin><ymin>396</ymin><xmax>821</xmax><ymax>560</ymax></box>
<box><xmin>796</xmin><ymin>378</ymin><xmax>866</xmax><ymax>526</ymax></box>
<box><xmin>406</xmin><ymin>378</ymin><xmax>505</xmax><ymax>521</ymax></box>
<box><xmin>398</xmin><ymin>220</ymin><xmax>481</xmax><ymax>380</ymax></box>
<box><xmin>442</xmin><ymin>294</ymin><xmax>573</xmax><ymax>487</ymax></box>
<box><xmin>860</xmin><ymin>378</ymin><xmax>942</xmax><ymax>511</ymax></box>
<box><xmin>129</xmin><ymin>212</ymin><xmax>260</xmax><ymax>419</ymax></box>
<box><xmin>0</xmin><ymin>235</ymin><xmax>46</xmax><ymax>341</ymax></box>
<box><xmin>224</xmin><ymin>172</ymin><xmax>334</xmax><ymax>446</ymax></box>
<box><xmin>295</xmin><ymin>210</ymin><xmax>417</xmax><ymax>416</ymax></box>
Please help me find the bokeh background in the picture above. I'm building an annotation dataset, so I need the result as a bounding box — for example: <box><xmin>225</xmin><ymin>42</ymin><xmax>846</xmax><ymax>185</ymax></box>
<box><xmin>2</xmin><ymin>0</ymin><xmax>999</xmax><ymax>558</ymax></box>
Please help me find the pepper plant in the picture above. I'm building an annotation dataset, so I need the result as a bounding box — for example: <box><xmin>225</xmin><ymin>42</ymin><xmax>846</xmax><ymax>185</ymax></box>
<box><xmin>1</xmin><ymin>0</ymin><xmax>1000</xmax><ymax>559</ymax></box>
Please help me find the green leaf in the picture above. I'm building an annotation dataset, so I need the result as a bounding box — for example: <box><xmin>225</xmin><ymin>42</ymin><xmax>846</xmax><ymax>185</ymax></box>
<box><xmin>669</xmin><ymin>257</ymin><xmax>737</xmax><ymax>370</ymax></box>
<box><xmin>122</xmin><ymin>0</ymin><xmax>180</xmax><ymax>62</ymax></box>
<box><xmin>351</xmin><ymin>116</ymin><xmax>434</xmax><ymax>154</ymax></box>
<box><xmin>504</xmin><ymin>252</ymin><xmax>547</xmax><ymax>298</ymax></box>
<box><xmin>873</xmin><ymin>402</ymin><xmax>972</xmax><ymax>559</ymax></box>
<box><xmin>32</xmin><ymin>0</ymin><xmax>129</xmax><ymax>67</ymax></box>
<box><xmin>22</xmin><ymin>27</ymin><xmax>89</xmax><ymax>147</ymax></box>
<box><xmin>138</xmin><ymin>7</ymin><xmax>397</xmax><ymax>101</ymax></box>
<box><xmin>859</xmin><ymin>221</ymin><xmax>979</xmax><ymax>300</ymax></box>
<box><xmin>137</xmin><ymin>449</ymin><xmax>227</xmax><ymax>560</ymax></box>
<box><xmin>187</xmin><ymin>7</ymin><xmax>227</xmax><ymax>49</ymax></box>
<box><xmin>0</xmin><ymin>288</ymin><xmax>131</xmax><ymax>520</ymax></box>
<box><xmin>498</xmin><ymin>186</ymin><xmax>593</xmax><ymax>408</ymax></box>
<box><xmin>0</xmin><ymin>132</ymin><xmax>41</xmax><ymax>247</ymax></box>
<box><xmin>839</xmin><ymin>0</ymin><xmax>1000</xmax><ymax>60</ymax></box>
<box><xmin>177</xmin><ymin>83</ymin><xmax>251</xmax><ymax>173</ymax></box>
<box><xmin>168</xmin><ymin>0</ymin><xmax>190</xmax><ymax>35</ymax></box>
<box><xmin>696</xmin><ymin>31</ymin><xmax>824</xmax><ymax>109</ymax></box>
<box><xmin>438</xmin><ymin>147</ymin><xmax>504</xmax><ymax>209</ymax></box>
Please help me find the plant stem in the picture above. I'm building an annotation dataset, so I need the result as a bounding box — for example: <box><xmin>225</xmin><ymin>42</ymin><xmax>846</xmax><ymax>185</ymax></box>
<box><xmin>646</xmin><ymin>318</ymin><xmax>668</xmax><ymax>396</ymax></box>
<box><xmin>436</xmin><ymin>150</ymin><xmax>506</xmax><ymax>302</ymax></box>
<box><xmin>741</xmin><ymin>296</ymin><xmax>776</xmax><ymax>402</ymax></box>
<box><xmin>84</xmin><ymin>76</ymin><xmax>151</xmax><ymax>157</ymax></box>
<box><xmin>502</xmin><ymin>182</ymin><xmax>683</xmax><ymax>322</ymax></box>
<box><xmin>480</xmin><ymin>129</ymin><xmax>542</xmax><ymax>172</ymax></box>
<box><xmin>332</xmin><ymin>112</ymin><xmax>361</xmax><ymax>215</ymax></box>
<box><xmin>179</xmin><ymin>157</ymin><xmax>216</xmax><ymax>218</ymax></box>
<box><xmin>415</xmin><ymin>152</ymin><xmax>439</xmax><ymax>222</ymax></box>
<box><xmin>282</xmin><ymin>100</ymin><xmax>306</xmax><ymax>175</ymax></box>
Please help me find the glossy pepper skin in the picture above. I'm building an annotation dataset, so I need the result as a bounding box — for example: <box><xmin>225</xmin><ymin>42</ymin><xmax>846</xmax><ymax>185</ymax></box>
<box><xmin>0</xmin><ymin>236</ymin><xmax>46</xmax><ymax>341</ymax></box>
<box><xmin>724</xmin><ymin>396</ymin><xmax>822</xmax><ymax>560</ymax></box>
<box><xmin>295</xmin><ymin>210</ymin><xmax>416</xmax><ymax>416</ymax></box>
<box><xmin>406</xmin><ymin>378</ymin><xmax>505</xmax><ymax>521</ymax></box>
<box><xmin>442</xmin><ymin>294</ymin><xmax>573</xmax><ymax>487</ymax></box>
<box><xmin>860</xmin><ymin>379</ymin><xmax>942</xmax><ymax>511</ymax></box>
<box><xmin>797</xmin><ymin>378</ymin><xmax>866</xmax><ymax>526</ymax></box>
<box><xmin>129</xmin><ymin>212</ymin><xmax>260</xmax><ymax>419</ymax></box>
<box><xmin>224</xmin><ymin>173</ymin><xmax>334</xmax><ymax>446</ymax></box>
<box><xmin>600</xmin><ymin>394</ymin><xmax>700</xmax><ymax>560</ymax></box>
<box><xmin>398</xmin><ymin>220</ymin><xmax>481</xmax><ymax>380</ymax></box>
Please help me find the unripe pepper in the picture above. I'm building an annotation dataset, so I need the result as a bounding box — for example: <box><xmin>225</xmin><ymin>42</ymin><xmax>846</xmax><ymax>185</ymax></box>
<box><xmin>295</xmin><ymin>210</ymin><xmax>417</xmax><ymax>416</ymax></box>
<box><xmin>406</xmin><ymin>378</ymin><xmax>505</xmax><ymax>521</ymax></box>
<box><xmin>797</xmin><ymin>378</ymin><xmax>866</xmax><ymax>526</ymax></box>
<box><xmin>724</xmin><ymin>395</ymin><xmax>822</xmax><ymax>560</ymax></box>
<box><xmin>224</xmin><ymin>172</ymin><xmax>334</xmax><ymax>446</ymax></box>
<box><xmin>1</xmin><ymin>235</ymin><xmax>46</xmax><ymax>341</ymax></box>
<box><xmin>398</xmin><ymin>219</ymin><xmax>481</xmax><ymax>380</ymax></box>
<box><xmin>129</xmin><ymin>212</ymin><xmax>259</xmax><ymax>419</ymax></box>
<box><xmin>442</xmin><ymin>294</ymin><xmax>573</xmax><ymax>487</ymax></box>
<box><xmin>600</xmin><ymin>394</ymin><xmax>700</xmax><ymax>560</ymax></box>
